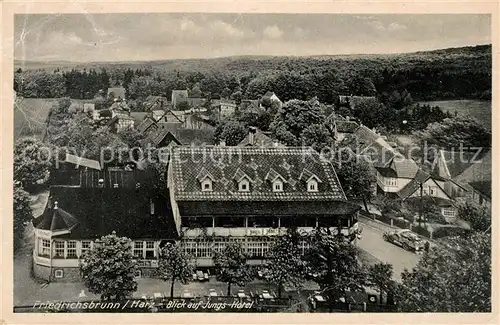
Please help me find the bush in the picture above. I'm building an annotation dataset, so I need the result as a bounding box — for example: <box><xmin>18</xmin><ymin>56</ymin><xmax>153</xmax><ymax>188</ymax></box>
<box><xmin>412</xmin><ymin>225</ymin><xmax>431</xmax><ymax>238</ymax></box>
<box><xmin>393</xmin><ymin>218</ymin><xmax>410</xmax><ymax>229</ymax></box>
<box><xmin>432</xmin><ymin>226</ymin><xmax>472</xmax><ymax>239</ymax></box>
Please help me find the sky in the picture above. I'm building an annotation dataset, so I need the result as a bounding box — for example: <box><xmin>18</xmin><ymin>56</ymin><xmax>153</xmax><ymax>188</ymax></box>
<box><xmin>14</xmin><ymin>13</ymin><xmax>491</xmax><ymax>62</ymax></box>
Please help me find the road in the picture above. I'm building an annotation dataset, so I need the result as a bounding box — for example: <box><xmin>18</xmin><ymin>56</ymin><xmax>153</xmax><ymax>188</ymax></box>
<box><xmin>356</xmin><ymin>220</ymin><xmax>421</xmax><ymax>282</ymax></box>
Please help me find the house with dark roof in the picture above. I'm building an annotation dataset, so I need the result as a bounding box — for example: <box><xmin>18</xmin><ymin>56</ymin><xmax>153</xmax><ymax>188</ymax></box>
<box><xmin>107</xmin><ymin>87</ymin><xmax>126</xmax><ymax>101</ymax></box>
<box><xmin>326</xmin><ymin>114</ymin><xmax>359</xmax><ymax>143</ymax></box>
<box><xmin>136</xmin><ymin>116</ymin><xmax>159</xmax><ymax>135</ymax></box>
<box><xmin>433</xmin><ymin>148</ymin><xmax>491</xmax><ymax>202</ymax></box>
<box><xmin>469</xmin><ymin>181</ymin><xmax>491</xmax><ymax>208</ymax></box>
<box><xmin>167</xmin><ymin>146</ymin><xmax>361</xmax><ymax>267</ymax></box>
<box><xmin>397</xmin><ymin>169</ymin><xmax>457</xmax><ymax>221</ymax></box>
<box><xmin>171</xmin><ymin>90</ymin><xmax>189</xmax><ymax>109</ymax></box>
<box><xmin>261</xmin><ymin>91</ymin><xmax>283</xmax><ymax>109</ymax></box>
<box><xmin>212</xmin><ymin>99</ymin><xmax>237</xmax><ymax>119</ymax></box>
<box><xmin>237</xmin><ymin>127</ymin><xmax>282</xmax><ymax>147</ymax></box>
<box><xmin>32</xmin><ymin>185</ymin><xmax>177</xmax><ymax>281</ymax></box>
<box><xmin>342</xmin><ymin>125</ymin><xmax>419</xmax><ymax>196</ymax></box>
<box><xmin>143</xmin><ymin>126</ymin><xmax>215</xmax><ymax>148</ymax></box>
<box><xmin>106</xmin><ymin>114</ymin><xmax>134</xmax><ymax>133</ymax></box>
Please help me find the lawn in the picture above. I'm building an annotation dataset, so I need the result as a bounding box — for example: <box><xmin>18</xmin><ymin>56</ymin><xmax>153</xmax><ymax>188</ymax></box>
<box><xmin>418</xmin><ymin>100</ymin><xmax>492</xmax><ymax>130</ymax></box>
<box><xmin>14</xmin><ymin>98</ymin><xmax>56</xmax><ymax>141</ymax></box>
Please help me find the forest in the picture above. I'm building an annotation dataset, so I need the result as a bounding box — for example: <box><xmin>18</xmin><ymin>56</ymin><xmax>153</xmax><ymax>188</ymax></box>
<box><xmin>14</xmin><ymin>44</ymin><xmax>492</xmax><ymax>106</ymax></box>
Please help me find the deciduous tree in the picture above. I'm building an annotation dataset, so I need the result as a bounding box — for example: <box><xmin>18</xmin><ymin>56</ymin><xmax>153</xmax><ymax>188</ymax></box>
<box><xmin>80</xmin><ymin>232</ymin><xmax>138</xmax><ymax>301</ymax></box>
<box><xmin>266</xmin><ymin>229</ymin><xmax>305</xmax><ymax>297</ymax></box>
<box><xmin>14</xmin><ymin>137</ymin><xmax>51</xmax><ymax>190</ymax></box>
<box><xmin>367</xmin><ymin>262</ymin><xmax>394</xmax><ymax>299</ymax></box>
<box><xmin>13</xmin><ymin>184</ymin><xmax>33</xmax><ymax>251</ymax></box>
<box><xmin>303</xmin><ymin>228</ymin><xmax>367</xmax><ymax>305</ymax></box>
<box><xmin>397</xmin><ymin>233</ymin><xmax>491</xmax><ymax>312</ymax></box>
<box><xmin>213</xmin><ymin>242</ymin><xmax>253</xmax><ymax>296</ymax></box>
<box><xmin>156</xmin><ymin>243</ymin><xmax>195</xmax><ymax>298</ymax></box>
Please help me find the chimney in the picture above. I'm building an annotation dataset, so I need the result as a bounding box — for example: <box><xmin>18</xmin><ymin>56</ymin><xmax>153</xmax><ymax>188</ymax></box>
<box><xmin>54</xmin><ymin>201</ymin><xmax>58</xmax><ymax>210</ymax></box>
<box><xmin>249</xmin><ymin>126</ymin><xmax>257</xmax><ymax>145</ymax></box>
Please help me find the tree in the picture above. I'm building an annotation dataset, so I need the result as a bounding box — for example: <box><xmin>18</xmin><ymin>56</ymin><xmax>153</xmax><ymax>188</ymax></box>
<box><xmin>156</xmin><ymin>243</ymin><xmax>195</xmax><ymax>298</ymax></box>
<box><xmin>335</xmin><ymin>152</ymin><xmax>376</xmax><ymax>212</ymax></box>
<box><xmin>189</xmin><ymin>84</ymin><xmax>203</xmax><ymax>98</ymax></box>
<box><xmin>300</xmin><ymin>124</ymin><xmax>334</xmax><ymax>152</ymax></box>
<box><xmin>367</xmin><ymin>263</ymin><xmax>394</xmax><ymax>299</ymax></box>
<box><xmin>14</xmin><ymin>137</ymin><xmax>51</xmax><ymax>190</ymax></box>
<box><xmin>303</xmin><ymin>228</ymin><xmax>367</xmax><ymax>305</ymax></box>
<box><xmin>230</xmin><ymin>90</ymin><xmax>243</xmax><ymax>105</ymax></box>
<box><xmin>13</xmin><ymin>184</ymin><xmax>33</xmax><ymax>251</ymax></box>
<box><xmin>117</xmin><ymin>128</ymin><xmax>145</xmax><ymax>149</ymax></box>
<box><xmin>455</xmin><ymin>199</ymin><xmax>491</xmax><ymax>232</ymax></box>
<box><xmin>80</xmin><ymin>232</ymin><xmax>138</xmax><ymax>301</ymax></box>
<box><xmin>270</xmin><ymin>98</ymin><xmax>324</xmax><ymax>146</ymax></box>
<box><xmin>215</xmin><ymin>120</ymin><xmax>247</xmax><ymax>146</ymax></box>
<box><xmin>213</xmin><ymin>242</ymin><xmax>253</xmax><ymax>296</ymax></box>
<box><xmin>414</xmin><ymin>115</ymin><xmax>491</xmax><ymax>149</ymax></box>
<box><xmin>266</xmin><ymin>229</ymin><xmax>305</xmax><ymax>297</ymax></box>
<box><xmin>176</xmin><ymin>100</ymin><xmax>190</xmax><ymax>111</ymax></box>
<box><xmin>397</xmin><ymin>232</ymin><xmax>491</xmax><ymax>312</ymax></box>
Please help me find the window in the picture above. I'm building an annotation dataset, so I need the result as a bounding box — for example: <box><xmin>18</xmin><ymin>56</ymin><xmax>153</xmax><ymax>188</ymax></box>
<box><xmin>145</xmin><ymin>241</ymin><xmax>155</xmax><ymax>259</ymax></box>
<box><xmin>429</xmin><ymin>186</ymin><xmax>437</xmax><ymax>196</ymax></box>
<box><xmin>442</xmin><ymin>208</ymin><xmax>456</xmax><ymax>217</ymax></box>
<box><xmin>39</xmin><ymin>239</ymin><xmax>51</xmax><ymax>257</ymax></box>
<box><xmin>201</xmin><ymin>179</ymin><xmax>213</xmax><ymax>192</ymax></box>
<box><xmin>307</xmin><ymin>179</ymin><xmax>318</xmax><ymax>192</ymax></box>
<box><xmin>54</xmin><ymin>269</ymin><xmax>64</xmax><ymax>278</ymax></box>
<box><xmin>54</xmin><ymin>241</ymin><xmax>65</xmax><ymax>258</ymax></box>
<box><xmin>67</xmin><ymin>241</ymin><xmax>77</xmax><ymax>258</ymax></box>
<box><xmin>273</xmin><ymin>180</ymin><xmax>283</xmax><ymax>192</ymax></box>
<box><xmin>385</xmin><ymin>178</ymin><xmax>397</xmax><ymax>187</ymax></box>
<box><xmin>239</xmin><ymin>179</ymin><xmax>250</xmax><ymax>192</ymax></box>
<box><xmin>81</xmin><ymin>241</ymin><xmax>91</xmax><ymax>257</ymax></box>
<box><xmin>133</xmin><ymin>242</ymin><xmax>143</xmax><ymax>258</ymax></box>
<box><xmin>134</xmin><ymin>270</ymin><xmax>142</xmax><ymax>278</ymax></box>
<box><xmin>150</xmin><ymin>200</ymin><xmax>155</xmax><ymax>215</ymax></box>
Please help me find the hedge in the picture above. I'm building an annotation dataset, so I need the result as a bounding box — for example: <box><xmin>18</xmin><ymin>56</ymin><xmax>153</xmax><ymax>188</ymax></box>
<box><xmin>412</xmin><ymin>225</ymin><xmax>431</xmax><ymax>238</ymax></box>
<box><xmin>393</xmin><ymin>218</ymin><xmax>411</xmax><ymax>229</ymax></box>
<box><xmin>432</xmin><ymin>226</ymin><xmax>472</xmax><ymax>239</ymax></box>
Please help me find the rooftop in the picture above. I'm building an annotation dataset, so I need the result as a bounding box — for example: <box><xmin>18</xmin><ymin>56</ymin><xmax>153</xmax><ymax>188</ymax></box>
<box><xmin>170</xmin><ymin>146</ymin><xmax>347</xmax><ymax>202</ymax></box>
<box><xmin>34</xmin><ymin>187</ymin><xmax>177</xmax><ymax>240</ymax></box>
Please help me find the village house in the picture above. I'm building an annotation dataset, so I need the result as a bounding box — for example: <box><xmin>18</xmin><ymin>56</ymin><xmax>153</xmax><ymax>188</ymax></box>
<box><xmin>141</xmin><ymin>126</ymin><xmax>215</xmax><ymax>148</ymax></box>
<box><xmin>343</xmin><ymin>125</ymin><xmax>419</xmax><ymax>197</ymax></box>
<box><xmin>261</xmin><ymin>91</ymin><xmax>283</xmax><ymax>109</ymax></box>
<box><xmin>396</xmin><ymin>169</ymin><xmax>457</xmax><ymax>221</ymax></box>
<box><xmin>237</xmin><ymin>127</ymin><xmax>282</xmax><ymax>147</ymax></box>
<box><xmin>326</xmin><ymin>114</ymin><xmax>359</xmax><ymax>143</ymax></box>
<box><xmin>433</xmin><ymin>148</ymin><xmax>491</xmax><ymax>207</ymax></box>
<box><xmin>171</xmin><ymin>90</ymin><xmax>189</xmax><ymax>109</ymax></box>
<box><xmin>212</xmin><ymin>99</ymin><xmax>237</xmax><ymax>119</ymax></box>
<box><xmin>167</xmin><ymin>146</ymin><xmax>361</xmax><ymax>267</ymax></box>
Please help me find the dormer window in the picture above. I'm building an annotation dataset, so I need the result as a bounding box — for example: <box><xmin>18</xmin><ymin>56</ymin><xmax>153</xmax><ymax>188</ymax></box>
<box><xmin>273</xmin><ymin>180</ymin><xmax>283</xmax><ymax>192</ymax></box>
<box><xmin>201</xmin><ymin>178</ymin><xmax>213</xmax><ymax>192</ymax></box>
<box><xmin>299</xmin><ymin>168</ymin><xmax>322</xmax><ymax>193</ymax></box>
<box><xmin>307</xmin><ymin>179</ymin><xmax>318</xmax><ymax>192</ymax></box>
<box><xmin>233</xmin><ymin>168</ymin><xmax>252</xmax><ymax>192</ymax></box>
<box><xmin>265</xmin><ymin>168</ymin><xmax>286</xmax><ymax>193</ymax></box>
<box><xmin>239</xmin><ymin>178</ymin><xmax>250</xmax><ymax>192</ymax></box>
<box><xmin>196</xmin><ymin>167</ymin><xmax>215</xmax><ymax>192</ymax></box>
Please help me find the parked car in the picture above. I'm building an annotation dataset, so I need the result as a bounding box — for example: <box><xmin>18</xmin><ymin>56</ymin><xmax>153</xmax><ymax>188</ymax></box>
<box><xmin>382</xmin><ymin>229</ymin><xmax>425</xmax><ymax>253</ymax></box>
<box><xmin>196</xmin><ymin>270</ymin><xmax>209</xmax><ymax>281</ymax></box>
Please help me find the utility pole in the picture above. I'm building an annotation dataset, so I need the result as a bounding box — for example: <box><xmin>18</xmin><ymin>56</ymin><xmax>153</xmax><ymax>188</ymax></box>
<box><xmin>419</xmin><ymin>182</ymin><xmax>423</xmax><ymax>228</ymax></box>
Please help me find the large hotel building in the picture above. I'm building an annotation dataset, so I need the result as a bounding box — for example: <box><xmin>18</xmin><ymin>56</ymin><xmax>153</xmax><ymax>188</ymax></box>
<box><xmin>33</xmin><ymin>146</ymin><xmax>360</xmax><ymax>281</ymax></box>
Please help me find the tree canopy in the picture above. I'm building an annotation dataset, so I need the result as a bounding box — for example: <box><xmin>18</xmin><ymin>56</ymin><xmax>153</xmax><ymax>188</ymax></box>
<box><xmin>14</xmin><ymin>137</ymin><xmax>51</xmax><ymax>190</ymax></box>
<box><xmin>13</xmin><ymin>184</ymin><xmax>33</xmax><ymax>251</ymax></box>
<box><xmin>213</xmin><ymin>242</ymin><xmax>253</xmax><ymax>296</ymax></box>
<box><xmin>156</xmin><ymin>243</ymin><xmax>195</xmax><ymax>298</ymax></box>
<box><xmin>80</xmin><ymin>232</ymin><xmax>138</xmax><ymax>301</ymax></box>
<box><xmin>397</xmin><ymin>232</ymin><xmax>491</xmax><ymax>312</ymax></box>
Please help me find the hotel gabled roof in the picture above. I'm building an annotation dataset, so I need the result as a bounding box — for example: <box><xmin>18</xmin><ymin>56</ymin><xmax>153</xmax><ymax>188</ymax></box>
<box><xmin>170</xmin><ymin>146</ymin><xmax>346</xmax><ymax>202</ymax></box>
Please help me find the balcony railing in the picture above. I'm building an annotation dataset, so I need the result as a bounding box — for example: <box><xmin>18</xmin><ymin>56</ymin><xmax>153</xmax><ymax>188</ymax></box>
<box><xmin>182</xmin><ymin>225</ymin><xmax>355</xmax><ymax>238</ymax></box>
